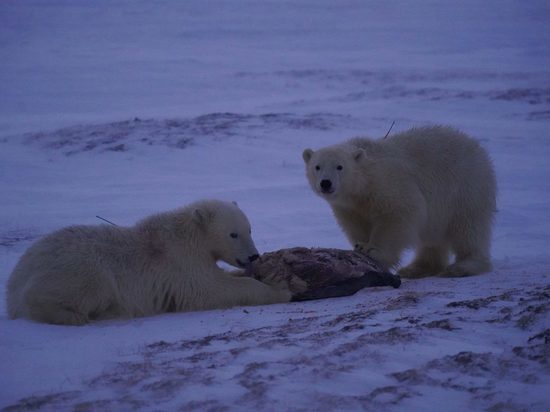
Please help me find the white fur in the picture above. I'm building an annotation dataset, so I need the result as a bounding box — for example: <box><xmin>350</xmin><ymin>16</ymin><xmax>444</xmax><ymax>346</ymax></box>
<box><xmin>7</xmin><ymin>200</ymin><xmax>291</xmax><ymax>325</ymax></box>
<box><xmin>303</xmin><ymin>125</ymin><xmax>497</xmax><ymax>277</ymax></box>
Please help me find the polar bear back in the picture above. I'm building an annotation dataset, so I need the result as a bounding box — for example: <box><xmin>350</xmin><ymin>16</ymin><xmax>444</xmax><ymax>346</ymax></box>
<box><xmin>379</xmin><ymin>126</ymin><xmax>495</xmax><ymax>206</ymax></box>
<box><xmin>347</xmin><ymin>126</ymin><xmax>496</xmax><ymax>210</ymax></box>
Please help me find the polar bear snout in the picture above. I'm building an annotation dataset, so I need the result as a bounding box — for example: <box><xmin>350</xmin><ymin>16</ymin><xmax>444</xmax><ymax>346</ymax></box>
<box><xmin>235</xmin><ymin>253</ymin><xmax>260</xmax><ymax>269</ymax></box>
<box><xmin>320</xmin><ymin>179</ymin><xmax>333</xmax><ymax>193</ymax></box>
<box><xmin>232</xmin><ymin>240</ymin><xmax>260</xmax><ymax>269</ymax></box>
<box><xmin>236</xmin><ymin>254</ymin><xmax>259</xmax><ymax>268</ymax></box>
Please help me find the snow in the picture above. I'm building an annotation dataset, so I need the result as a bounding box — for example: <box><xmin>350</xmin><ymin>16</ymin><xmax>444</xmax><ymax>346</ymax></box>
<box><xmin>1</xmin><ymin>0</ymin><xmax>549</xmax><ymax>410</ymax></box>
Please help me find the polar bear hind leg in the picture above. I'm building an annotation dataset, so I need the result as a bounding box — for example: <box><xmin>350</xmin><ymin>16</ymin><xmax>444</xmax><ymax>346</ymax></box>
<box><xmin>26</xmin><ymin>294</ymin><xmax>89</xmax><ymax>325</ymax></box>
<box><xmin>442</xmin><ymin>211</ymin><xmax>493</xmax><ymax>277</ymax></box>
<box><xmin>22</xmin><ymin>270</ymin><xmax>117</xmax><ymax>326</ymax></box>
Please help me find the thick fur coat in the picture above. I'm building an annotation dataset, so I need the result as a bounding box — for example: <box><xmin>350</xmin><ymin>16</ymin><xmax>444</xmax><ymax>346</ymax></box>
<box><xmin>7</xmin><ymin>200</ymin><xmax>290</xmax><ymax>325</ymax></box>
<box><xmin>303</xmin><ymin>125</ymin><xmax>497</xmax><ymax>277</ymax></box>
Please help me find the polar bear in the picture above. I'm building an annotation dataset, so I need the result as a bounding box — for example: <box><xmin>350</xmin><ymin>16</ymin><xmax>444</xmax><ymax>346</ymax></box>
<box><xmin>303</xmin><ymin>125</ymin><xmax>497</xmax><ymax>277</ymax></box>
<box><xmin>7</xmin><ymin>200</ymin><xmax>291</xmax><ymax>325</ymax></box>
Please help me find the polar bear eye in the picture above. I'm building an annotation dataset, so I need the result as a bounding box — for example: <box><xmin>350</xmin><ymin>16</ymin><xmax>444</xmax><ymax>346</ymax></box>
<box><xmin>230</xmin><ymin>233</ymin><xmax>238</xmax><ymax>239</ymax></box>
<box><xmin>337</xmin><ymin>165</ymin><xmax>343</xmax><ymax>171</ymax></box>
<box><xmin>315</xmin><ymin>165</ymin><xmax>321</xmax><ymax>171</ymax></box>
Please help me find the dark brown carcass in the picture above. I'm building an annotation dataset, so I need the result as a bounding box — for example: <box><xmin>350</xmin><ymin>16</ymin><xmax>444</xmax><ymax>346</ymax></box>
<box><xmin>246</xmin><ymin>247</ymin><xmax>401</xmax><ymax>301</ymax></box>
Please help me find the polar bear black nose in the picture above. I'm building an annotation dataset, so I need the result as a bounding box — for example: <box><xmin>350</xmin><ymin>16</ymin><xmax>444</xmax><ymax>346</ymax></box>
<box><xmin>320</xmin><ymin>179</ymin><xmax>332</xmax><ymax>191</ymax></box>
<box><xmin>248</xmin><ymin>254</ymin><xmax>259</xmax><ymax>263</ymax></box>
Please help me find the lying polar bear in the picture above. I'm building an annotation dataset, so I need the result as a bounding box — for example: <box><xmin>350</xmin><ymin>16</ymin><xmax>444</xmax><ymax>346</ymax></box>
<box><xmin>7</xmin><ymin>199</ymin><xmax>291</xmax><ymax>325</ymax></box>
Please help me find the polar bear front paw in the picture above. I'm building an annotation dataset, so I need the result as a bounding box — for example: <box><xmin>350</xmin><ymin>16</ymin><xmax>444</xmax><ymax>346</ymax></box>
<box><xmin>269</xmin><ymin>286</ymin><xmax>293</xmax><ymax>303</ymax></box>
<box><xmin>398</xmin><ymin>264</ymin><xmax>431</xmax><ymax>279</ymax></box>
<box><xmin>354</xmin><ymin>242</ymin><xmax>376</xmax><ymax>255</ymax></box>
<box><xmin>354</xmin><ymin>242</ymin><xmax>381</xmax><ymax>259</ymax></box>
<box><xmin>259</xmin><ymin>271</ymin><xmax>306</xmax><ymax>293</ymax></box>
<box><xmin>354</xmin><ymin>243</ymin><xmax>394</xmax><ymax>271</ymax></box>
<box><xmin>440</xmin><ymin>258</ymin><xmax>491</xmax><ymax>277</ymax></box>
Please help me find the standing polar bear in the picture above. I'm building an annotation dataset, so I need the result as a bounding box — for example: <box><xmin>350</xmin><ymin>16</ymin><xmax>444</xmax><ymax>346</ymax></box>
<box><xmin>303</xmin><ymin>125</ymin><xmax>497</xmax><ymax>277</ymax></box>
<box><xmin>7</xmin><ymin>200</ymin><xmax>291</xmax><ymax>325</ymax></box>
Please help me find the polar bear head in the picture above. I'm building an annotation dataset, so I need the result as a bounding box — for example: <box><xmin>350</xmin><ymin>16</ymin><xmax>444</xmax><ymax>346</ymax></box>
<box><xmin>192</xmin><ymin>200</ymin><xmax>260</xmax><ymax>269</ymax></box>
<box><xmin>302</xmin><ymin>146</ymin><xmax>364</xmax><ymax>201</ymax></box>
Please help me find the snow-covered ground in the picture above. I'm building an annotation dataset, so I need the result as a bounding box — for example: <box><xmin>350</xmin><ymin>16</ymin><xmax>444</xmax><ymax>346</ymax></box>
<box><xmin>1</xmin><ymin>1</ymin><xmax>549</xmax><ymax>410</ymax></box>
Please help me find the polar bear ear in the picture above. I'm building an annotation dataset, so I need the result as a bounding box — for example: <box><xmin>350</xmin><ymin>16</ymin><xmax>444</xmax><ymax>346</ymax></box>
<box><xmin>302</xmin><ymin>148</ymin><xmax>314</xmax><ymax>163</ymax></box>
<box><xmin>232</xmin><ymin>200</ymin><xmax>238</xmax><ymax>207</ymax></box>
<box><xmin>353</xmin><ymin>149</ymin><xmax>365</xmax><ymax>161</ymax></box>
